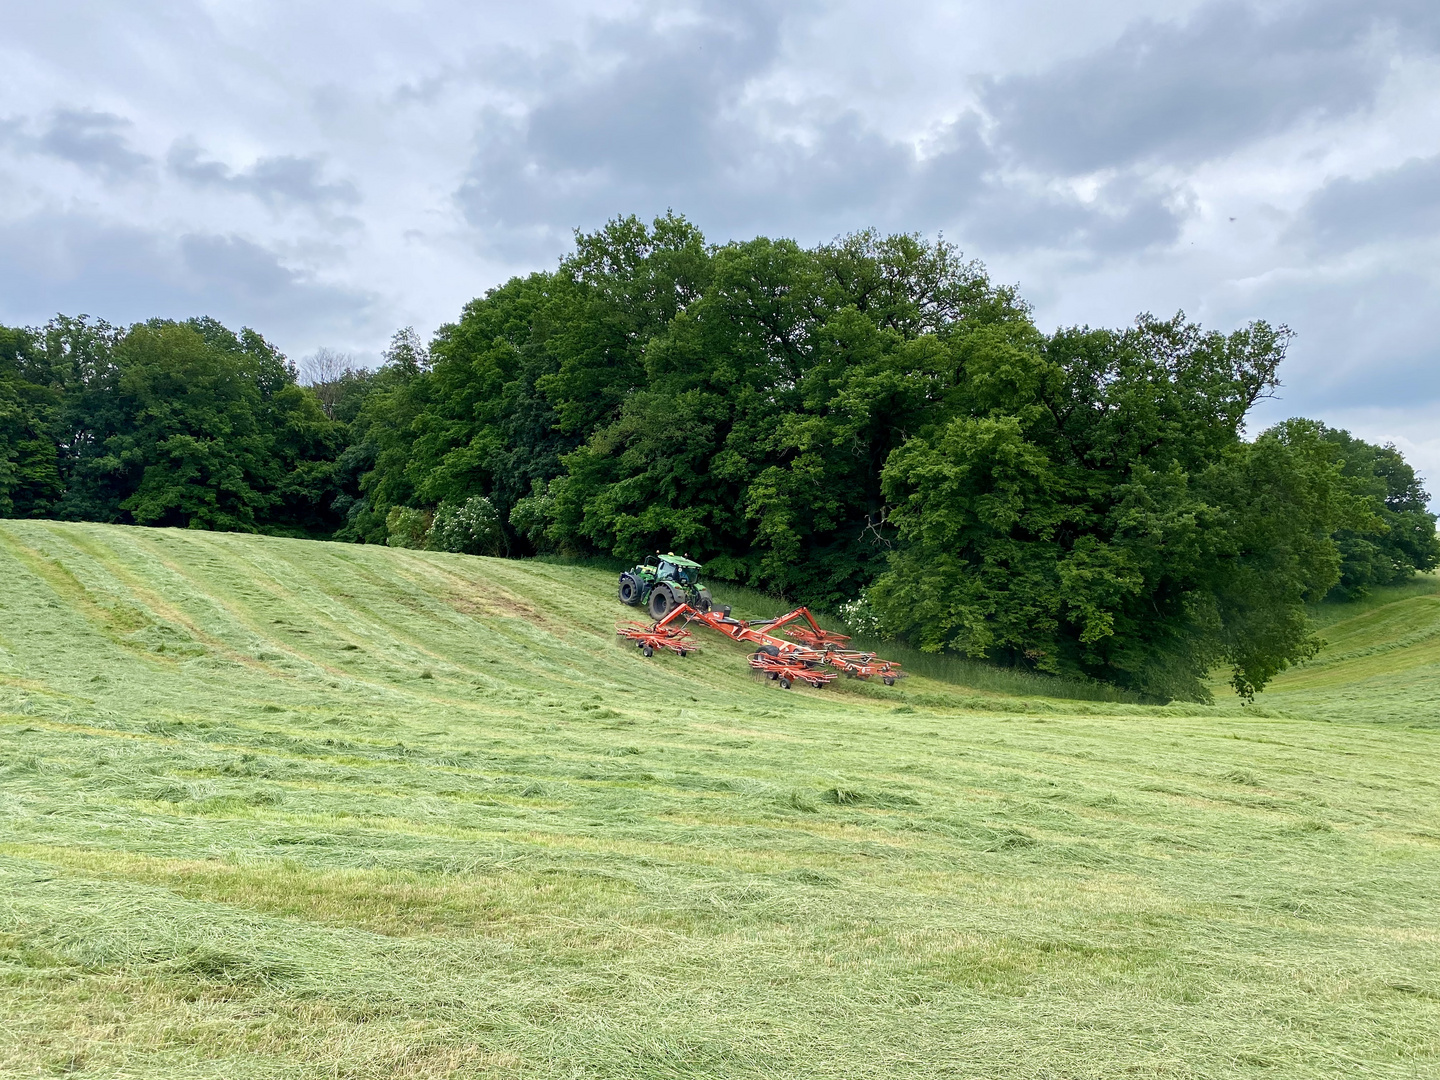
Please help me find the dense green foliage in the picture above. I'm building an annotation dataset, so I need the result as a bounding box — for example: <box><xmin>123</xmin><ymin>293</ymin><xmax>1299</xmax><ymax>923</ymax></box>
<box><xmin>0</xmin><ymin>325</ymin><xmax>63</xmax><ymax>517</ymax></box>
<box><xmin>0</xmin><ymin>316</ymin><xmax>346</xmax><ymax>536</ymax></box>
<box><xmin>1320</xmin><ymin>425</ymin><xmax>1440</xmax><ymax>598</ymax></box>
<box><xmin>2</xmin><ymin>214</ymin><xmax>1435</xmax><ymax>699</ymax></box>
<box><xmin>865</xmin><ymin>328</ymin><xmax>1382</xmax><ymax>701</ymax></box>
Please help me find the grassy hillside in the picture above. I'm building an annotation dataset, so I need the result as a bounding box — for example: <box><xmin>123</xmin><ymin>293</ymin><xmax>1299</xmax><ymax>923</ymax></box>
<box><xmin>1258</xmin><ymin>574</ymin><xmax>1440</xmax><ymax>724</ymax></box>
<box><xmin>1</xmin><ymin>520</ymin><xmax>1437</xmax><ymax>1079</ymax></box>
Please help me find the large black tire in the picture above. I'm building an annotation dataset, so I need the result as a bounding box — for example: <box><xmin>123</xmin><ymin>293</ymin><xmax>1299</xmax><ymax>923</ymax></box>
<box><xmin>697</xmin><ymin>588</ymin><xmax>713</xmax><ymax>614</ymax></box>
<box><xmin>618</xmin><ymin>573</ymin><xmax>642</xmax><ymax>605</ymax></box>
<box><xmin>619</xmin><ymin>575</ymin><xmax>639</xmax><ymax>605</ymax></box>
<box><xmin>648</xmin><ymin>584</ymin><xmax>676</xmax><ymax>621</ymax></box>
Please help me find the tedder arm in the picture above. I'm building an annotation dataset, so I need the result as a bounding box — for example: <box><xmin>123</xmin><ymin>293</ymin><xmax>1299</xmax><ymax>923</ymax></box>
<box><xmin>617</xmin><ymin>603</ymin><xmax>905</xmax><ymax>689</ymax></box>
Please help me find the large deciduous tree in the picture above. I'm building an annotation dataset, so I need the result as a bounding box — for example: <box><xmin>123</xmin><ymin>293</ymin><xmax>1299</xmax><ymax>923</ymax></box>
<box><xmin>867</xmin><ymin>317</ymin><xmax>1378</xmax><ymax>700</ymax></box>
<box><xmin>0</xmin><ymin>325</ymin><xmax>63</xmax><ymax>518</ymax></box>
<box><xmin>1318</xmin><ymin>425</ymin><xmax>1440</xmax><ymax>597</ymax></box>
<box><xmin>26</xmin><ymin>315</ymin><xmax>343</xmax><ymax>534</ymax></box>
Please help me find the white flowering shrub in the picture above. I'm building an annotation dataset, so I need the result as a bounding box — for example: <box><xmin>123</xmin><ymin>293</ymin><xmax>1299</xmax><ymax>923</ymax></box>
<box><xmin>838</xmin><ymin>595</ymin><xmax>888</xmax><ymax>639</ymax></box>
<box><xmin>427</xmin><ymin>495</ymin><xmax>504</xmax><ymax>556</ymax></box>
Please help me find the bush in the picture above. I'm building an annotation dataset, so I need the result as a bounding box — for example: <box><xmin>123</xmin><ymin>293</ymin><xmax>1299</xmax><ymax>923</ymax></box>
<box><xmin>838</xmin><ymin>595</ymin><xmax>887</xmax><ymax>639</ymax></box>
<box><xmin>508</xmin><ymin>481</ymin><xmax>555</xmax><ymax>552</ymax></box>
<box><xmin>385</xmin><ymin>506</ymin><xmax>432</xmax><ymax>549</ymax></box>
<box><xmin>427</xmin><ymin>496</ymin><xmax>504</xmax><ymax>556</ymax></box>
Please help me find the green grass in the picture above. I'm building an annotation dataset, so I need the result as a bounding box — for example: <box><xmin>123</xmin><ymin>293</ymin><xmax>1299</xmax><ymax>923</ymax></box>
<box><xmin>1</xmin><ymin>520</ymin><xmax>1437</xmax><ymax>1078</ymax></box>
<box><xmin>1253</xmin><ymin>573</ymin><xmax>1440</xmax><ymax>725</ymax></box>
<box><xmin>1309</xmin><ymin>574</ymin><xmax>1440</xmax><ymax>629</ymax></box>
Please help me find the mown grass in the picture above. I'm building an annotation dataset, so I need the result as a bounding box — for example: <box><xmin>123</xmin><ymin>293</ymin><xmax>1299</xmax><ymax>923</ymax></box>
<box><xmin>1</xmin><ymin>520</ymin><xmax>1438</xmax><ymax>1078</ymax></box>
<box><xmin>1309</xmin><ymin>573</ymin><xmax>1440</xmax><ymax>629</ymax></box>
<box><xmin>1256</xmin><ymin>572</ymin><xmax>1440</xmax><ymax>726</ymax></box>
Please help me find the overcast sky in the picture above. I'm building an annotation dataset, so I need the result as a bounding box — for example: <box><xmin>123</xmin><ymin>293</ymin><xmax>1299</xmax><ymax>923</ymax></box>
<box><xmin>3</xmin><ymin>0</ymin><xmax>1438</xmax><ymax>489</ymax></box>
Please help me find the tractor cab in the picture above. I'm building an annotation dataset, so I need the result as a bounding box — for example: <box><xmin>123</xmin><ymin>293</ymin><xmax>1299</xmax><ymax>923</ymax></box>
<box><xmin>657</xmin><ymin>553</ymin><xmax>701</xmax><ymax>586</ymax></box>
<box><xmin>618</xmin><ymin>552</ymin><xmax>711</xmax><ymax>619</ymax></box>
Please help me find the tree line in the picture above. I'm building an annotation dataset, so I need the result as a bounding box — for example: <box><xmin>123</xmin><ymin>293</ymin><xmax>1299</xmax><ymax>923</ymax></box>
<box><xmin>3</xmin><ymin>214</ymin><xmax>1436</xmax><ymax>700</ymax></box>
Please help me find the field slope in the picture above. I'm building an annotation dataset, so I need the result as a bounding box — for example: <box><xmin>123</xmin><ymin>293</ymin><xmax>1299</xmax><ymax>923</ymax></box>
<box><xmin>1</xmin><ymin>520</ymin><xmax>1437</xmax><ymax>1079</ymax></box>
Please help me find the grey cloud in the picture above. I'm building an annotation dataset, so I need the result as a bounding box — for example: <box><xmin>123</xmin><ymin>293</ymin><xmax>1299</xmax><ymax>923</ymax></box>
<box><xmin>521</xmin><ymin>6</ymin><xmax>781</xmax><ymax>185</ymax></box>
<box><xmin>168</xmin><ymin>141</ymin><xmax>360</xmax><ymax>210</ymax></box>
<box><xmin>964</xmin><ymin>177</ymin><xmax>1187</xmax><ymax>257</ymax></box>
<box><xmin>5</xmin><ymin>0</ymin><xmax>1438</xmax><ymax>452</ymax></box>
<box><xmin>457</xmin><ymin>1</ymin><xmax>788</xmax><ymax>255</ymax></box>
<box><xmin>0</xmin><ymin>212</ymin><xmax>377</xmax><ymax>344</ymax></box>
<box><xmin>451</xmin><ymin>0</ymin><xmax>1440</xmax><ymax>266</ymax></box>
<box><xmin>456</xmin><ymin>3</ymin><xmax>1180</xmax><ymax>260</ymax></box>
<box><xmin>1224</xmin><ymin>265</ymin><xmax>1440</xmax><ymax>421</ymax></box>
<box><xmin>1294</xmin><ymin>155</ymin><xmax>1440</xmax><ymax>252</ymax></box>
<box><xmin>35</xmin><ymin>108</ymin><xmax>152</xmax><ymax>179</ymax></box>
<box><xmin>981</xmin><ymin>0</ymin><xmax>1439</xmax><ymax>174</ymax></box>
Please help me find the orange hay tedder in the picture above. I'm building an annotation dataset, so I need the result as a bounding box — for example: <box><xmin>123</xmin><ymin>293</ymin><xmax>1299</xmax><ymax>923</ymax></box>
<box><xmin>616</xmin><ymin>567</ymin><xmax>905</xmax><ymax>690</ymax></box>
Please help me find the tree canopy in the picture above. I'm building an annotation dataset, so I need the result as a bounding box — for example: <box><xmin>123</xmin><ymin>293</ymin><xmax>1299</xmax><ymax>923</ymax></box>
<box><xmin>3</xmin><ymin>213</ymin><xmax>1435</xmax><ymax>701</ymax></box>
<box><xmin>0</xmin><ymin>315</ymin><xmax>344</xmax><ymax>536</ymax></box>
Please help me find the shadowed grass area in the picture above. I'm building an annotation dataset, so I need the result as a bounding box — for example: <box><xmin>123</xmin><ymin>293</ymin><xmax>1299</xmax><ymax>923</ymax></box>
<box><xmin>1</xmin><ymin>520</ymin><xmax>1437</xmax><ymax>1078</ymax></box>
<box><xmin>704</xmin><ymin>581</ymin><xmax>1143</xmax><ymax>703</ymax></box>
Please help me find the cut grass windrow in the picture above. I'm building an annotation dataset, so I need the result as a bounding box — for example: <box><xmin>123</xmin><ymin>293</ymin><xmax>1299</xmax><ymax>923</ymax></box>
<box><xmin>0</xmin><ymin>520</ymin><xmax>1437</xmax><ymax>1079</ymax></box>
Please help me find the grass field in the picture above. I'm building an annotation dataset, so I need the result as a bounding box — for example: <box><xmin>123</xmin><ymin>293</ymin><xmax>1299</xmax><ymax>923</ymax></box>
<box><xmin>1</xmin><ymin>520</ymin><xmax>1437</xmax><ymax>1079</ymax></box>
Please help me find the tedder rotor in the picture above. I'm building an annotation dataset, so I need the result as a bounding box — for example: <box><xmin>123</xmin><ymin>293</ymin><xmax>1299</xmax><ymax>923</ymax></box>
<box><xmin>616</xmin><ymin>562</ymin><xmax>904</xmax><ymax>689</ymax></box>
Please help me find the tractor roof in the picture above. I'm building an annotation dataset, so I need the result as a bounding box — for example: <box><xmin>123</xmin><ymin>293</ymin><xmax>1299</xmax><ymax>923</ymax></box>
<box><xmin>660</xmin><ymin>552</ymin><xmax>703</xmax><ymax>569</ymax></box>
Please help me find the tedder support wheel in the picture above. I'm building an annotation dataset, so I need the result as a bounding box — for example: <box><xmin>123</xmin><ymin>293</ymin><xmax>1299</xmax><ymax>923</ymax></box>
<box><xmin>643</xmin><ymin>646</ymin><xmax>654</xmax><ymax>657</ymax></box>
<box><xmin>778</xmin><ymin>677</ymin><xmax>792</xmax><ymax>689</ymax></box>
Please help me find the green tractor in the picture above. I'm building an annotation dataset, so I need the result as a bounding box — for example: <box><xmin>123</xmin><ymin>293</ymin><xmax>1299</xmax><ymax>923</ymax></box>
<box><xmin>618</xmin><ymin>552</ymin><xmax>714</xmax><ymax>621</ymax></box>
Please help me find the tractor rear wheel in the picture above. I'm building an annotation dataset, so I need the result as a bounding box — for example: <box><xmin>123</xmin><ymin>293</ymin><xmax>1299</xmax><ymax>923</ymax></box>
<box><xmin>618</xmin><ymin>573</ymin><xmax>642</xmax><ymax>605</ymax></box>
<box><xmin>648</xmin><ymin>584</ymin><xmax>676</xmax><ymax>621</ymax></box>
